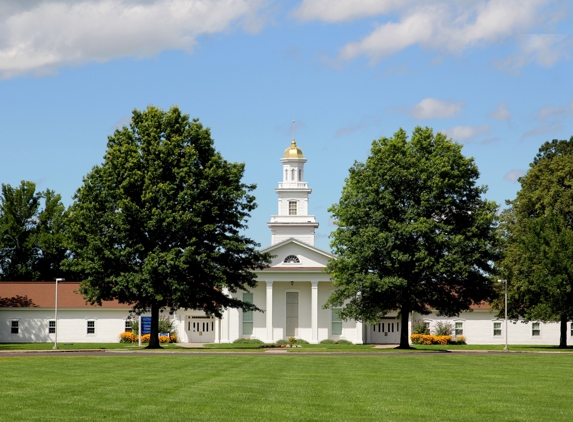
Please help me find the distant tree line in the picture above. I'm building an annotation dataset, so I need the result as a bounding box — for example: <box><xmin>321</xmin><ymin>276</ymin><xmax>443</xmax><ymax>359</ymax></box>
<box><xmin>0</xmin><ymin>181</ymin><xmax>75</xmax><ymax>281</ymax></box>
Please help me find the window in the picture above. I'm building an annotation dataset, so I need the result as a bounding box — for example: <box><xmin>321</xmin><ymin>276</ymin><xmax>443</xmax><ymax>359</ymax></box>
<box><xmin>125</xmin><ymin>319</ymin><xmax>132</xmax><ymax>333</ymax></box>
<box><xmin>571</xmin><ymin>322</ymin><xmax>573</xmax><ymax>337</ymax></box>
<box><xmin>493</xmin><ymin>322</ymin><xmax>502</xmax><ymax>336</ymax></box>
<box><xmin>291</xmin><ymin>169</ymin><xmax>295</xmax><ymax>180</ymax></box>
<box><xmin>288</xmin><ymin>201</ymin><xmax>297</xmax><ymax>215</ymax></box>
<box><xmin>532</xmin><ymin>322</ymin><xmax>540</xmax><ymax>336</ymax></box>
<box><xmin>49</xmin><ymin>320</ymin><xmax>56</xmax><ymax>334</ymax></box>
<box><xmin>298</xmin><ymin>169</ymin><xmax>302</xmax><ymax>181</ymax></box>
<box><xmin>87</xmin><ymin>320</ymin><xmax>95</xmax><ymax>334</ymax></box>
<box><xmin>332</xmin><ymin>305</ymin><xmax>342</xmax><ymax>336</ymax></box>
<box><xmin>284</xmin><ymin>255</ymin><xmax>300</xmax><ymax>264</ymax></box>
<box><xmin>455</xmin><ymin>322</ymin><xmax>463</xmax><ymax>336</ymax></box>
<box><xmin>11</xmin><ymin>320</ymin><xmax>19</xmax><ymax>334</ymax></box>
<box><xmin>243</xmin><ymin>293</ymin><xmax>253</xmax><ymax>336</ymax></box>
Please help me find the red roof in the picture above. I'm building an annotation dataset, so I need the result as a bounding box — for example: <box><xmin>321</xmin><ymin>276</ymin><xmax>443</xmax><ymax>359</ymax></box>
<box><xmin>0</xmin><ymin>281</ymin><xmax>130</xmax><ymax>309</ymax></box>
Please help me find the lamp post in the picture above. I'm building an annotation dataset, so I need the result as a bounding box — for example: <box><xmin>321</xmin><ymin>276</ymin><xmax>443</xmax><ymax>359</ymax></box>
<box><xmin>498</xmin><ymin>279</ymin><xmax>508</xmax><ymax>351</ymax></box>
<box><xmin>53</xmin><ymin>278</ymin><xmax>65</xmax><ymax>350</ymax></box>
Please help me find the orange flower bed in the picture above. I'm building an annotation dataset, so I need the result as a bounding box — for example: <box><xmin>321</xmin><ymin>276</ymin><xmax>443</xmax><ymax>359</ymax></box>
<box><xmin>410</xmin><ymin>334</ymin><xmax>451</xmax><ymax>345</ymax></box>
<box><xmin>119</xmin><ymin>332</ymin><xmax>177</xmax><ymax>343</ymax></box>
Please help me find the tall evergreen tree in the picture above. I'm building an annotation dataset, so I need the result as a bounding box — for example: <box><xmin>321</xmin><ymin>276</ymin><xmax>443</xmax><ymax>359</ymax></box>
<box><xmin>66</xmin><ymin>106</ymin><xmax>270</xmax><ymax>348</ymax></box>
<box><xmin>325</xmin><ymin>127</ymin><xmax>499</xmax><ymax>348</ymax></box>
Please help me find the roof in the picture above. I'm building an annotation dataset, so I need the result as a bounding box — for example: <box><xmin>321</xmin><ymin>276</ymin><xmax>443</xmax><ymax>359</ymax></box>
<box><xmin>283</xmin><ymin>139</ymin><xmax>304</xmax><ymax>158</ymax></box>
<box><xmin>260</xmin><ymin>237</ymin><xmax>335</xmax><ymax>259</ymax></box>
<box><xmin>0</xmin><ymin>281</ymin><xmax>130</xmax><ymax>309</ymax></box>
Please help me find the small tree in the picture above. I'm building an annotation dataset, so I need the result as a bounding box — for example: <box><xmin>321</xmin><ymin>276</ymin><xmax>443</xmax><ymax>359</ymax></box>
<box><xmin>325</xmin><ymin>127</ymin><xmax>498</xmax><ymax>348</ymax></box>
<box><xmin>66</xmin><ymin>106</ymin><xmax>271</xmax><ymax>348</ymax></box>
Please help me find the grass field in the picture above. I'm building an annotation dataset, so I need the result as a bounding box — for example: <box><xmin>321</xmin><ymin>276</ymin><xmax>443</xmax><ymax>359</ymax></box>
<box><xmin>1</xmin><ymin>353</ymin><xmax>572</xmax><ymax>421</ymax></box>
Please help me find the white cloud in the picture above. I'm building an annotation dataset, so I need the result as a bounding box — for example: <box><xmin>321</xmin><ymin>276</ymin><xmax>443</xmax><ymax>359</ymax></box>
<box><xmin>335</xmin><ymin>115</ymin><xmax>379</xmax><ymax>138</ymax></box>
<box><xmin>329</xmin><ymin>0</ymin><xmax>554</xmax><ymax>62</ymax></box>
<box><xmin>442</xmin><ymin>125</ymin><xmax>491</xmax><ymax>142</ymax></box>
<box><xmin>521</xmin><ymin>121</ymin><xmax>563</xmax><ymax>140</ymax></box>
<box><xmin>293</xmin><ymin>1</ymin><xmax>567</xmax><ymax>66</ymax></box>
<box><xmin>0</xmin><ymin>0</ymin><xmax>266</xmax><ymax>78</ymax></box>
<box><xmin>503</xmin><ymin>169</ymin><xmax>526</xmax><ymax>183</ymax></box>
<box><xmin>536</xmin><ymin>103</ymin><xmax>570</xmax><ymax>121</ymax></box>
<box><xmin>496</xmin><ymin>34</ymin><xmax>572</xmax><ymax>70</ymax></box>
<box><xmin>291</xmin><ymin>0</ymin><xmax>407</xmax><ymax>22</ymax></box>
<box><xmin>409</xmin><ymin>98</ymin><xmax>463</xmax><ymax>120</ymax></box>
<box><xmin>488</xmin><ymin>101</ymin><xmax>511</xmax><ymax>121</ymax></box>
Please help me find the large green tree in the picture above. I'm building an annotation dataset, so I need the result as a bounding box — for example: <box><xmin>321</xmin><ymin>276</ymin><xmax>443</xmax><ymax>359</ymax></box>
<box><xmin>0</xmin><ymin>181</ymin><xmax>68</xmax><ymax>281</ymax></box>
<box><xmin>325</xmin><ymin>127</ymin><xmax>499</xmax><ymax>348</ymax></box>
<box><xmin>500</xmin><ymin>137</ymin><xmax>573</xmax><ymax>348</ymax></box>
<box><xmin>66</xmin><ymin>105</ymin><xmax>270</xmax><ymax>348</ymax></box>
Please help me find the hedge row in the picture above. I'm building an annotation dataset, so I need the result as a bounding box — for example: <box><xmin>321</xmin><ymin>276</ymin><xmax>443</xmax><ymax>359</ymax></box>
<box><xmin>119</xmin><ymin>331</ymin><xmax>178</xmax><ymax>343</ymax></box>
<box><xmin>410</xmin><ymin>334</ymin><xmax>467</xmax><ymax>345</ymax></box>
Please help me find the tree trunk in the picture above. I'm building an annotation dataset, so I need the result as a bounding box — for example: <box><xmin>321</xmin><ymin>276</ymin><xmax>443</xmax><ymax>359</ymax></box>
<box><xmin>146</xmin><ymin>302</ymin><xmax>162</xmax><ymax>349</ymax></box>
<box><xmin>559</xmin><ymin>314</ymin><xmax>568</xmax><ymax>348</ymax></box>
<box><xmin>397</xmin><ymin>308</ymin><xmax>412</xmax><ymax>349</ymax></box>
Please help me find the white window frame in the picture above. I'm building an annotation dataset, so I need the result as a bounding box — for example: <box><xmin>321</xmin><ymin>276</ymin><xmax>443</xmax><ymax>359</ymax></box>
<box><xmin>242</xmin><ymin>292</ymin><xmax>253</xmax><ymax>336</ymax></box>
<box><xmin>288</xmin><ymin>201</ymin><xmax>297</xmax><ymax>216</ymax></box>
<box><xmin>532</xmin><ymin>322</ymin><xmax>541</xmax><ymax>337</ymax></box>
<box><xmin>125</xmin><ymin>319</ymin><xmax>132</xmax><ymax>333</ymax></box>
<box><xmin>493</xmin><ymin>321</ymin><xmax>502</xmax><ymax>336</ymax></box>
<box><xmin>87</xmin><ymin>320</ymin><xmax>96</xmax><ymax>335</ymax></box>
<box><xmin>11</xmin><ymin>319</ymin><xmax>19</xmax><ymax>335</ymax></box>
<box><xmin>454</xmin><ymin>321</ymin><xmax>464</xmax><ymax>336</ymax></box>
<box><xmin>331</xmin><ymin>304</ymin><xmax>342</xmax><ymax>336</ymax></box>
<box><xmin>48</xmin><ymin>320</ymin><xmax>56</xmax><ymax>334</ymax></box>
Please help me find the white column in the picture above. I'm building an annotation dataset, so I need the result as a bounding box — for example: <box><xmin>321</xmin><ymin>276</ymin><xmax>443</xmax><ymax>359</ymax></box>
<box><xmin>221</xmin><ymin>288</ymin><xmax>230</xmax><ymax>343</ymax></box>
<box><xmin>355</xmin><ymin>321</ymin><xmax>364</xmax><ymax>344</ymax></box>
<box><xmin>266</xmin><ymin>281</ymin><xmax>274</xmax><ymax>343</ymax></box>
<box><xmin>311</xmin><ymin>281</ymin><xmax>318</xmax><ymax>344</ymax></box>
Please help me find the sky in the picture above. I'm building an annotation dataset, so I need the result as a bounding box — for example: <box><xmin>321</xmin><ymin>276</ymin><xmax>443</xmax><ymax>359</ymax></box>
<box><xmin>0</xmin><ymin>0</ymin><xmax>572</xmax><ymax>251</ymax></box>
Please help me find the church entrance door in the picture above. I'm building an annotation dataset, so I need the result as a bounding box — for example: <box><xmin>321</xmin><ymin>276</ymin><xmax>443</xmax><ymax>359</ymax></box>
<box><xmin>187</xmin><ymin>316</ymin><xmax>215</xmax><ymax>343</ymax></box>
<box><xmin>286</xmin><ymin>292</ymin><xmax>299</xmax><ymax>337</ymax></box>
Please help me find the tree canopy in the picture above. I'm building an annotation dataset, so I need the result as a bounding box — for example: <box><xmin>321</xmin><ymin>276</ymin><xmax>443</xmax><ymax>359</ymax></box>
<box><xmin>325</xmin><ymin>126</ymin><xmax>499</xmax><ymax>348</ymax></box>
<box><xmin>65</xmin><ymin>105</ymin><xmax>270</xmax><ymax>348</ymax></box>
<box><xmin>0</xmin><ymin>181</ymin><xmax>68</xmax><ymax>281</ymax></box>
<box><xmin>500</xmin><ymin>137</ymin><xmax>573</xmax><ymax>347</ymax></box>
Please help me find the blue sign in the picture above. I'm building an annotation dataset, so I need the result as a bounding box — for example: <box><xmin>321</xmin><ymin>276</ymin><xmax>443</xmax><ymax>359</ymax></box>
<box><xmin>141</xmin><ymin>316</ymin><xmax>152</xmax><ymax>335</ymax></box>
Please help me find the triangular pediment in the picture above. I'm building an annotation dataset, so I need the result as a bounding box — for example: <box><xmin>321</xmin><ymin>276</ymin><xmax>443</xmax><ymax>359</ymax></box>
<box><xmin>260</xmin><ymin>238</ymin><xmax>334</xmax><ymax>269</ymax></box>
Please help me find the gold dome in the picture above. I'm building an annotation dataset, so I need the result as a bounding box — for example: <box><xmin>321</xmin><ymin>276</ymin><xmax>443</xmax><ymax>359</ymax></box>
<box><xmin>283</xmin><ymin>139</ymin><xmax>304</xmax><ymax>158</ymax></box>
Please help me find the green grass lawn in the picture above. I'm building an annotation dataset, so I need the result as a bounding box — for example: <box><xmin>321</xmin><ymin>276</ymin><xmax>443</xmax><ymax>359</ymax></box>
<box><xmin>1</xmin><ymin>354</ymin><xmax>572</xmax><ymax>421</ymax></box>
<box><xmin>0</xmin><ymin>342</ymin><xmax>185</xmax><ymax>351</ymax></box>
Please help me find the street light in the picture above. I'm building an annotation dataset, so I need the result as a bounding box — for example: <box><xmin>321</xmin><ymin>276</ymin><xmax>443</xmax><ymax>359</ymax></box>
<box><xmin>498</xmin><ymin>279</ymin><xmax>508</xmax><ymax>351</ymax></box>
<box><xmin>53</xmin><ymin>278</ymin><xmax>65</xmax><ymax>350</ymax></box>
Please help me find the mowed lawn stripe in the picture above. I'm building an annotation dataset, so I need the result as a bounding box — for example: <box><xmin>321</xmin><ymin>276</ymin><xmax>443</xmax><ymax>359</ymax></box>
<box><xmin>1</xmin><ymin>354</ymin><xmax>572</xmax><ymax>421</ymax></box>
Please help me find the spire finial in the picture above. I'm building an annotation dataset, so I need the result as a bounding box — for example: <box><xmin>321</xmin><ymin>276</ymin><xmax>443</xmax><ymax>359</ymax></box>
<box><xmin>292</xmin><ymin>118</ymin><xmax>296</xmax><ymax>143</ymax></box>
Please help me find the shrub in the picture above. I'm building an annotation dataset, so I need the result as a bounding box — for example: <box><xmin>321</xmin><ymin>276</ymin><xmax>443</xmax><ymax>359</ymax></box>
<box><xmin>119</xmin><ymin>332</ymin><xmax>137</xmax><ymax>343</ymax></box>
<box><xmin>410</xmin><ymin>334</ymin><xmax>451</xmax><ymax>345</ymax></box>
<box><xmin>294</xmin><ymin>339</ymin><xmax>309</xmax><ymax>345</ymax></box>
<box><xmin>336</xmin><ymin>339</ymin><xmax>353</xmax><ymax>345</ymax></box>
<box><xmin>320</xmin><ymin>339</ymin><xmax>336</xmax><ymax>344</ymax></box>
<box><xmin>118</xmin><ymin>332</ymin><xmax>177</xmax><ymax>344</ymax></box>
<box><xmin>433</xmin><ymin>321</ymin><xmax>453</xmax><ymax>336</ymax></box>
<box><xmin>276</xmin><ymin>339</ymin><xmax>288</xmax><ymax>345</ymax></box>
<box><xmin>233</xmin><ymin>338</ymin><xmax>263</xmax><ymax>344</ymax></box>
<box><xmin>448</xmin><ymin>336</ymin><xmax>467</xmax><ymax>345</ymax></box>
<box><xmin>412</xmin><ymin>320</ymin><xmax>430</xmax><ymax>335</ymax></box>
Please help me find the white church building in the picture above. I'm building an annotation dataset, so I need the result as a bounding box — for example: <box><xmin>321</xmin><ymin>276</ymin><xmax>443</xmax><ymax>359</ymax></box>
<box><xmin>0</xmin><ymin>139</ymin><xmax>570</xmax><ymax>345</ymax></box>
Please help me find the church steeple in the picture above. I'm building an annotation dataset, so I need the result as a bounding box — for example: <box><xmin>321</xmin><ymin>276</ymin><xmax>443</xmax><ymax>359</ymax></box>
<box><xmin>268</xmin><ymin>138</ymin><xmax>319</xmax><ymax>246</ymax></box>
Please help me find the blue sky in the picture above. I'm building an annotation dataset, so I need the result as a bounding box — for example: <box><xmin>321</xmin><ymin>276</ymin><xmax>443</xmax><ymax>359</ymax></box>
<box><xmin>0</xmin><ymin>0</ymin><xmax>572</xmax><ymax>251</ymax></box>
